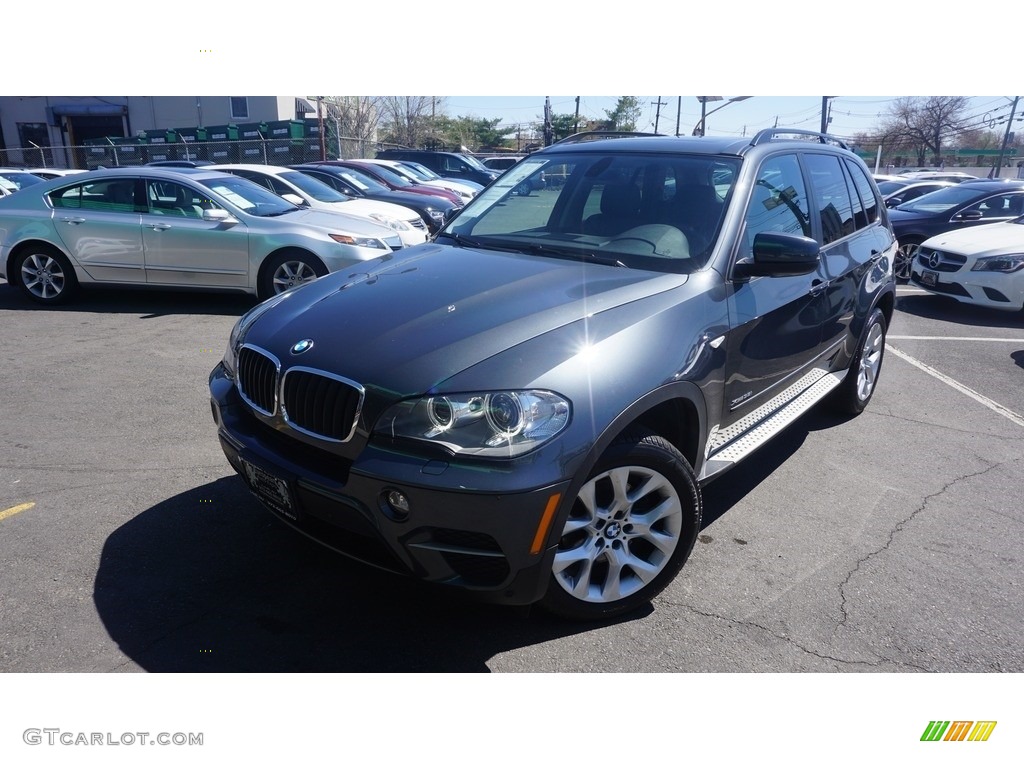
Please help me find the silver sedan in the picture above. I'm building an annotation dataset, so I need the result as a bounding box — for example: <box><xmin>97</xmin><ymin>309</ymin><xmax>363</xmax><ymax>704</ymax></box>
<box><xmin>0</xmin><ymin>166</ymin><xmax>404</xmax><ymax>305</ymax></box>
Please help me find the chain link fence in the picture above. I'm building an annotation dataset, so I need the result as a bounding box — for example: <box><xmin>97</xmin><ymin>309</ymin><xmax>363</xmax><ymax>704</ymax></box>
<box><xmin>0</xmin><ymin>135</ymin><xmax>383</xmax><ymax>170</ymax></box>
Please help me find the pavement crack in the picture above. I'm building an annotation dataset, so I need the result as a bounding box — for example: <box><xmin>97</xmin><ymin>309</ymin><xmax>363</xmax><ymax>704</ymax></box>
<box><xmin>836</xmin><ymin>461</ymin><xmax>1005</xmax><ymax>629</ymax></box>
<box><xmin>661</xmin><ymin>599</ymin><xmax>929</xmax><ymax>670</ymax></box>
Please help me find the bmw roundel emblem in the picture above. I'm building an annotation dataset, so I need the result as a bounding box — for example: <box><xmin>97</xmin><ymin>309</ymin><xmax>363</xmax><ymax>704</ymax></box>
<box><xmin>290</xmin><ymin>339</ymin><xmax>314</xmax><ymax>355</ymax></box>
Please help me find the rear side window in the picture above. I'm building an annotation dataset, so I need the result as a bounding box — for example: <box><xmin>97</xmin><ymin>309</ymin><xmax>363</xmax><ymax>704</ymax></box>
<box><xmin>844</xmin><ymin>158</ymin><xmax>880</xmax><ymax>228</ymax></box>
<box><xmin>49</xmin><ymin>179</ymin><xmax>137</xmax><ymax>213</ymax></box>
<box><xmin>805</xmin><ymin>154</ymin><xmax>856</xmax><ymax>244</ymax></box>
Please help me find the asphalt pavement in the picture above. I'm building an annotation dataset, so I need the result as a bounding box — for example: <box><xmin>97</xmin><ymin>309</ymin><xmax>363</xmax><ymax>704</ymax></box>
<box><xmin>0</xmin><ymin>280</ymin><xmax>1022</xmax><ymax>674</ymax></box>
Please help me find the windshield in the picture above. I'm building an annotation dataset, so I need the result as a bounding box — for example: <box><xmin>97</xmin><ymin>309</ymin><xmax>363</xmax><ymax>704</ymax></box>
<box><xmin>876</xmin><ymin>180</ymin><xmax>909</xmax><ymax>195</ymax></box>
<box><xmin>280</xmin><ymin>171</ymin><xmax>351</xmax><ymax>203</ymax></box>
<box><xmin>359</xmin><ymin>164</ymin><xmax>411</xmax><ymax>188</ymax></box>
<box><xmin>896</xmin><ymin>185</ymin><xmax>991</xmax><ymax>214</ymax></box>
<box><xmin>204</xmin><ymin>176</ymin><xmax>300</xmax><ymax>216</ymax></box>
<box><xmin>398</xmin><ymin>162</ymin><xmax>433</xmax><ymax>180</ymax></box>
<box><xmin>439</xmin><ymin>151</ymin><xmax>739</xmax><ymax>273</ymax></box>
<box><xmin>337</xmin><ymin>168</ymin><xmax>387</xmax><ymax>193</ymax></box>
<box><xmin>0</xmin><ymin>171</ymin><xmax>44</xmax><ymax>189</ymax></box>
<box><xmin>459</xmin><ymin>154</ymin><xmax>490</xmax><ymax>171</ymax></box>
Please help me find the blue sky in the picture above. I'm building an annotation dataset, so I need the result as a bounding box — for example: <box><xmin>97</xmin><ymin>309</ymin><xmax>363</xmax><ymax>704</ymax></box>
<box><xmin>442</xmin><ymin>96</ymin><xmax>1020</xmax><ymax>142</ymax></box>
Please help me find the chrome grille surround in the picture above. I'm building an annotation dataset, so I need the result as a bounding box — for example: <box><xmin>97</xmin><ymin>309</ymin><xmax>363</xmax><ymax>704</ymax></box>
<box><xmin>237</xmin><ymin>344</ymin><xmax>281</xmax><ymax>416</ymax></box>
<box><xmin>281</xmin><ymin>367</ymin><xmax>365</xmax><ymax>443</ymax></box>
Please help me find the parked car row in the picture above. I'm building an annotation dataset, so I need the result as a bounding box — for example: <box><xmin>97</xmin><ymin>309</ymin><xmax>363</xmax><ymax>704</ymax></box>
<box><xmin>0</xmin><ymin>153</ymin><xmax>502</xmax><ymax>304</ymax></box>
<box><xmin>888</xmin><ymin>179</ymin><xmax>1024</xmax><ymax>282</ymax></box>
<box><xmin>869</xmin><ymin>170</ymin><xmax>1024</xmax><ymax>311</ymax></box>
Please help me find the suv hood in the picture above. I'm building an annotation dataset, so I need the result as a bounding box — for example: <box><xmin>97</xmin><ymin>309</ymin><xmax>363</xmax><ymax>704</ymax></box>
<box><xmin>244</xmin><ymin>243</ymin><xmax>688</xmax><ymax>396</ymax></box>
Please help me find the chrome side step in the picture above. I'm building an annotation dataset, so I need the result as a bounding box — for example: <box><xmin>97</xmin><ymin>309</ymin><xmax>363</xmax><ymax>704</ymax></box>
<box><xmin>700</xmin><ymin>369</ymin><xmax>845</xmax><ymax>482</ymax></box>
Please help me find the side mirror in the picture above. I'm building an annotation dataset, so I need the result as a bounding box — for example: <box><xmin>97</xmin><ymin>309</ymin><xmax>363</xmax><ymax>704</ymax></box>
<box><xmin>281</xmin><ymin>193</ymin><xmax>306</xmax><ymax>207</ymax></box>
<box><xmin>955</xmin><ymin>209</ymin><xmax>984</xmax><ymax>221</ymax></box>
<box><xmin>733</xmin><ymin>231</ymin><xmax>820</xmax><ymax>279</ymax></box>
<box><xmin>885</xmin><ymin>197</ymin><xmax>902</xmax><ymax>208</ymax></box>
<box><xmin>202</xmin><ymin>208</ymin><xmax>238</xmax><ymax>224</ymax></box>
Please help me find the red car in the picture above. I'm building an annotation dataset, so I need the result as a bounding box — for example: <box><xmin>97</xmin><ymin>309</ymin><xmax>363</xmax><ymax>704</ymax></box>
<box><xmin>323</xmin><ymin>160</ymin><xmax>463</xmax><ymax>206</ymax></box>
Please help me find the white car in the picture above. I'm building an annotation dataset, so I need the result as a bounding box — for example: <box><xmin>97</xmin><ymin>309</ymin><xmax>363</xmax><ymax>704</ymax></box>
<box><xmin>24</xmin><ymin>168</ymin><xmax>89</xmax><ymax>180</ymax></box>
<box><xmin>0</xmin><ymin>168</ymin><xmax>47</xmax><ymax>193</ymax></box>
<box><xmin>910</xmin><ymin>217</ymin><xmax>1024</xmax><ymax>311</ymax></box>
<box><xmin>208</xmin><ymin>164</ymin><xmax>428</xmax><ymax>247</ymax></box>
<box><xmin>357</xmin><ymin>159</ymin><xmax>477</xmax><ymax>203</ymax></box>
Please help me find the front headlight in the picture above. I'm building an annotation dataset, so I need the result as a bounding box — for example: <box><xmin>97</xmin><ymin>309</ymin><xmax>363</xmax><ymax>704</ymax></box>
<box><xmin>970</xmin><ymin>254</ymin><xmax>1024</xmax><ymax>273</ymax></box>
<box><xmin>368</xmin><ymin>213</ymin><xmax>411</xmax><ymax>232</ymax></box>
<box><xmin>330</xmin><ymin>233</ymin><xmax>388</xmax><ymax>250</ymax></box>
<box><xmin>375</xmin><ymin>390</ymin><xmax>571</xmax><ymax>458</ymax></box>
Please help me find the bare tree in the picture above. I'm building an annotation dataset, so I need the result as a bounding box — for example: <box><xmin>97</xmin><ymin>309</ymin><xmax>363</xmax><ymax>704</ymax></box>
<box><xmin>316</xmin><ymin>97</ymin><xmax>385</xmax><ymax>158</ymax></box>
<box><xmin>878</xmin><ymin>96</ymin><xmax>969</xmax><ymax>165</ymax></box>
<box><xmin>378</xmin><ymin>96</ymin><xmax>439</xmax><ymax>148</ymax></box>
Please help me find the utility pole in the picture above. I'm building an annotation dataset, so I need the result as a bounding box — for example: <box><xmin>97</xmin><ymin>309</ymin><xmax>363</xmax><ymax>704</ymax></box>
<box><xmin>543</xmin><ymin>97</ymin><xmax>553</xmax><ymax>146</ymax></box>
<box><xmin>652</xmin><ymin>97</ymin><xmax>667</xmax><ymax>133</ymax></box>
<box><xmin>317</xmin><ymin>96</ymin><xmax>326</xmax><ymax>161</ymax></box>
<box><xmin>992</xmin><ymin>96</ymin><xmax>1019</xmax><ymax>179</ymax></box>
<box><xmin>820</xmin><ymin>96</ymin><xmax>833</xmax><ymax>133</ymax></box>
<box><xmin>574</xmin><ymin>96</ymin><xmax>580</xmax><ymax>134</ymax></box>
<box><xmin>675</xmin><ymin>97</ymin><xmax>681</xmax><ymax>137</ymax></box>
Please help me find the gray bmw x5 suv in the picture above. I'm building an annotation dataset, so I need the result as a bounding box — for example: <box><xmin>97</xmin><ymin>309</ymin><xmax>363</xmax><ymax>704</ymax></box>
<box><xmin>210</xmin><ymin>129</ymin><xmax>897</xmax><ymax>620</ymax></box>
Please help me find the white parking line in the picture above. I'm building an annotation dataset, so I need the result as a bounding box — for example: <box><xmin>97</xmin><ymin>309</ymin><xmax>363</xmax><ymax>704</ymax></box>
<box><xmin>889</xmin><ymin>336</ymin><xmax>1024</xmax><ymax>342</ymax></box>
<box><xmin>886</xmin><ymin>344</ymin><xmax>1024</xmax><ymax>428</ymax></box>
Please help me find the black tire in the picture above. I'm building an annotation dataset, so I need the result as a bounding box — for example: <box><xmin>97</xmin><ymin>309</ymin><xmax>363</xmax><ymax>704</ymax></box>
<box><xmin>540</xmin><ymin>429</ymin><xmax>702</xmax><ymax>621</ymax></box>
<box><xmin>14</xmin><ymin>245</ymin><xmax>79</xmax><ymax>305</ymax></box>
<box><xmin>894</xmin><ymin>239</ymin><xmax>921</xmax><ymax>281</ymax></box>
<box><xmin>257</xmin><ymin>250</ymin><xmax>327</xmax><ymax>300</ymax></box>
<box><xmin>831</xmin><ymin>307</ymin><xmax>887</xmax><ymax>416</ymax></box>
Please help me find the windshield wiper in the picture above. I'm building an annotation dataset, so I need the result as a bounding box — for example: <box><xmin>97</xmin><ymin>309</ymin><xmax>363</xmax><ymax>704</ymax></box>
<box><xmin>436</xmin><ymin>232</ymin><xmax>485</xmax><ymax>248</ymax></box>
<box><xmin>524</xmin><ymin>243</ymin><xmax>626</xmax><ymax>268</ymax></box>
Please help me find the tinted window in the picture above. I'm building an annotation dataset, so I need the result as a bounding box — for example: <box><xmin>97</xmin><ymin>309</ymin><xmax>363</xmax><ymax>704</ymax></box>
<box><xmin>742</xmin><ymin>154</ymin><xmax>811</xmax><ymax>256</ymax></box>
<box><xmin>49</xmin><ymin>179</ymin><xmax>136</xmax><ymax>213</ymax></box>
<box><xmin>805</xmin><ymin>154</ymin><xmax>856</xmax><ymax>244</ymax></box>
<box><xmin>844</xmin><ymin>158</ymin><xmax>880</xmax><ymax>229</ymax></box>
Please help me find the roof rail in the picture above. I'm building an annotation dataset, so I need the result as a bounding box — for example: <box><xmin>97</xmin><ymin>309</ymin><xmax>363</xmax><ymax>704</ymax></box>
<box><xmin>551</xmin><ymin>130</ymin><xmax>665</xmax><ymax>146</ymax></box>
<box><xmin>750</xmin><ymin>128</ymin><xmax>850</xmax><ymax>151</ymax></box>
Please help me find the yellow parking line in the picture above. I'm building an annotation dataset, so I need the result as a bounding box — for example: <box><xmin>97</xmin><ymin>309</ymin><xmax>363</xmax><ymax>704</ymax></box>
<box><xmin>0</xmin><ymin>502</ymin><xmax>35</xmax><ymax>522</ymax></box>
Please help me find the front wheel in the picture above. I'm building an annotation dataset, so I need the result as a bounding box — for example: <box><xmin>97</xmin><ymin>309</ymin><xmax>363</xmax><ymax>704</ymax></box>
<box><xmin>540</xmin><ymin>430</ymin><xmax>701</xmax><ymax>621</ymax></box>
<box><xmin>894</xmin><ymin>240</ymin><xmax>921</xmax><ymax>281</ymax></box>
<box><xmin>258</xmin><ymin>251</ymin><xmax>327</xmax><ymax>299</ymax></box>
<box><xmin>831</xmin><ymin>307</ymin><xmax>887</xmax><ymax>415</ymax></box>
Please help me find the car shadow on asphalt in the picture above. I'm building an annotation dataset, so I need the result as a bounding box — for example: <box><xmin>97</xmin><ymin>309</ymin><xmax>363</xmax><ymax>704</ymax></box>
<box><xmin>896</xmin><ymin>293</ymin><xmax>1024</xmax><ymax>328</ymax></box>
<box><xmin>0</xmin><ymin>282</ymin><xmax>258</xmax><ymax>318</ymax></box>
<box><xmin>93</xmin><ymin>476</ymin><xmax>650</xmax><ymax>673</ymax></box>
<box><xmin>93</xmin><ymin>409</ymin><xmax>836</xmax><ymax>673</ymax></box>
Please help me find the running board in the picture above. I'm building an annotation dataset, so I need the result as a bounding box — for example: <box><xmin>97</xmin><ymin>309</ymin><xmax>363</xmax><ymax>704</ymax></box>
<box><xmin>699</xmin><ymin>369</ymin><xmax>845</xmax><ymax>482</ymax></box>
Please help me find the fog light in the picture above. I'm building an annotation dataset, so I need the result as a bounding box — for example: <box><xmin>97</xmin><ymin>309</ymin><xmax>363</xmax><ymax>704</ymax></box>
<box><xmin>383</xmin><ymin>489</ymin><xmax>411</xmax><ymax>521</ymax></box>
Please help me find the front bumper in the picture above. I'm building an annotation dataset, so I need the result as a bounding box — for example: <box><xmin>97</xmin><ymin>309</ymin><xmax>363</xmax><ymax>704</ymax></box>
<box><xmin>210</xmin><ymin>365</ymin><xmax>569</xmax><ymax>606</ymax></box>
<box><xmin>909</xmin><ymin>263</ymin><xmax>1024</xmax><ymax>311</ymax></box>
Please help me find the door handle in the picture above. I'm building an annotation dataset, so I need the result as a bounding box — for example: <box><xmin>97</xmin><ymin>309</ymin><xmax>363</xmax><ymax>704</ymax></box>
<box><xmin>810</xmin><ymin>279</ymin><xmax>829</xmax><ymax>297</ymax></box>
<box><xmin>148</xmin><ymin>223</ymin><xmax>172</xmax><ymax>231</ymax></box>
<box><xmin>61</xmin><ymin>217</ymin><xmax>86</xmax><ymax>224</ymax></box>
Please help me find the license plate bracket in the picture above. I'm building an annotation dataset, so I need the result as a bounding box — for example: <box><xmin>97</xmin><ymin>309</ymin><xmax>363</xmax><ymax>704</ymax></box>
<box><xmin>920</xmin><ymin>269</ymin><xmax>937</xmax><ymax>287</ymax></box>
<box><xmin>240</xmin><ymin>459</ymin><xmax>298</xmax><ymax>521</ymax></box>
